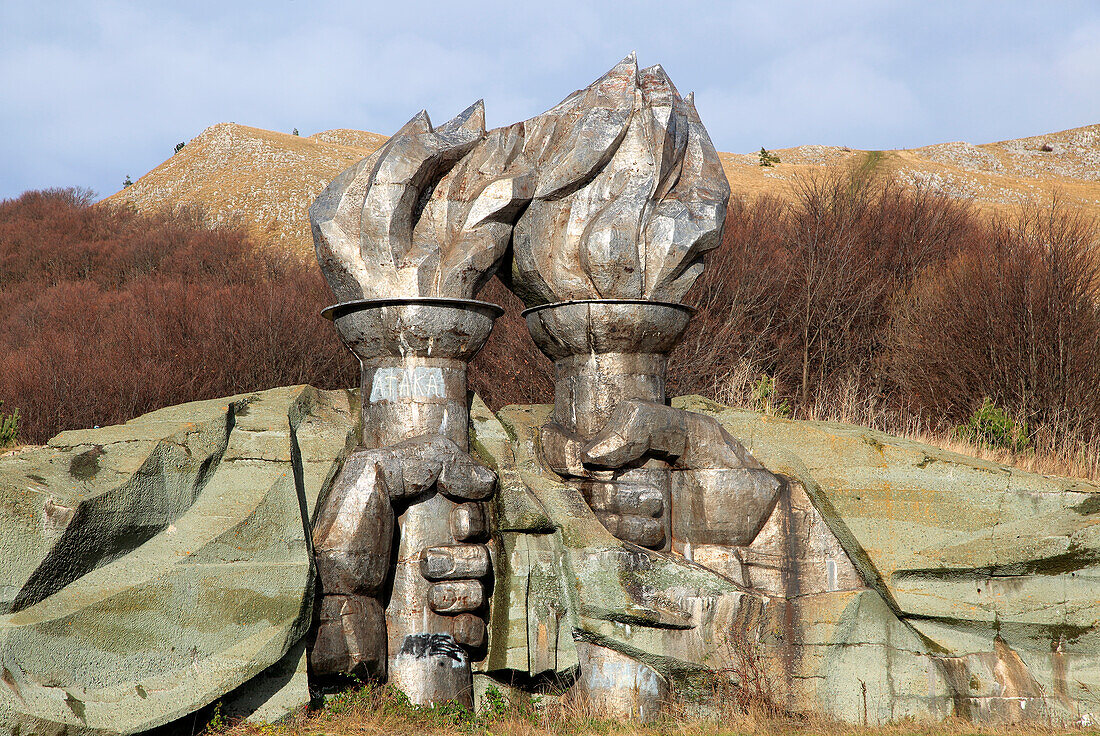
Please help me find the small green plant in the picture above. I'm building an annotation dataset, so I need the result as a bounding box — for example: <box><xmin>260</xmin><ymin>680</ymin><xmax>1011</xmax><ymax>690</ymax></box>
<box><xmin>174</xmin><ymin>141</ymin><xmax>185</xmax><ymax>154</ymax></box>
<box><xmin>321</xmin><ymin>675</ymin><xmax>374</xmax><ymax>715</ymax></box>
<box><xmin>750</xmin><ymin>375</ymin><xmax>791</xmax><ymax>417</ymax></box>
<box><xmin>0</xmin><ymin>402</ymin><xmax>19</xmax><ymax>448</ymax></box>
<box><xmin>758</xmin><ymin>147</ymin><xmax>781</xmax><ymax>167</ymax></box>
<box><xmin>203</xmin><ymin>701</ymin><xmax>227</xmax><ymax>733</ymax></box>
<box><xmin>122</xmin><ymin>174</ymin><xmax>133</xmax><ymax>188</ymax></box>
<box><xmin>954</xmin><ymin>397</ymin><xmax>1031</xmax><ymax>452</ymax></box>
<box><xmin>480</xmin><ymin>684</ymin><xmax>510</xmax><ymax>720</ymax></box>
<box><xmin>431</xmin><ymin>698</ymin><xmax>475</xmax><ymax>727</ymax></box>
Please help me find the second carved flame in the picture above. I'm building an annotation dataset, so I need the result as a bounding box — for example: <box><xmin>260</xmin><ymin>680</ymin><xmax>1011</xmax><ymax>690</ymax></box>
<box><xmin>311</xmin><ymin>53</ymin><xmax>730</xmax><ymax>307</ymax></box>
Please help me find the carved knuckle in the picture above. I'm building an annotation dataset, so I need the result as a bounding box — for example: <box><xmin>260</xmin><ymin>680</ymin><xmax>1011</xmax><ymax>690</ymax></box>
<box><xmin>428</xmin><ymin>580</ymin><xmax>484</xmax><ymax>614</ymax></box>
<box><xmin>419</xmin><ymin>544</ymin><xmax>490</xmax><ymax>581</ymax></box>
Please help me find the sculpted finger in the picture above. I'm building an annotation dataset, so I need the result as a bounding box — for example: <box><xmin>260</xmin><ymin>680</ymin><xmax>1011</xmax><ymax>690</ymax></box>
<box><xmin>420</xmin><ymin>544</ymin><xmax>491</xmax><ymax>581</ymax></box>
<box><xmin>580</xmin><ymin>402</ymin><xmax>648</xmax><ymax>467</ymax></box>
<box><xmin>582</xmin><ymin>480</ymin><xmax>664</xmax><ymax>518</ymax></box>
<box><xmin>378</xmin><ymin>436</ymin><xmax>445</xmax><ymax>500</ymax></box>
<box><xmin>680</xmin><ymin>413</ymin><xmax>765</xmax><ymax>470</ymax></box>
<box><xmin>539</xmin><ymin>422</ymin><xmax>586</xmax><ymax>477</ymax></box>
<box><xmin>379</xmin><ymin>435</ymin><xmax>495</xmax><ymax>501</ymax></box>
<box><xmin>594</xmin><ymin>511</ymin><xmax>665</xmax><ymax>549</ymax></box>
<box><xmin>582</xmin><ymin>400</ymin><xmax>687</xmax><ymax>468</ymax></box>
<box><xmin>438</xmin><ymin>453</ymin><xmax>496</xmax><ymax>500</ymax></box>
<box><xmin>452</xmin><ymin>613</ymin><xmax>486</xmax><ymax>649</ymax></box>
<box><xmin>428</xmin><ymin>580</ymin><xmax>485</xmax><ymax>614</ymax></box>
<box><xmin>451</xmin><ymin>502</ymin><xmax>487</xmax><ymax>541</ymax></box>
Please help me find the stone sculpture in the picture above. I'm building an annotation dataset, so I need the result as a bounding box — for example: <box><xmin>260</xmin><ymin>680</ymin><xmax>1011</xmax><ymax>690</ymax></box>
<box><xmin>4</xmin><ymin>54</ymin><xmax>1100</xmax><ymax>736</ymax></box>
<box><xmin>504</xmin><ymin>56</ymin><xmax>784</xmax><ymax>716</ymax></box>
<box><xmin>307</xmin><ymin>53</ymin><xmax>780</xmax><ymax>716</ymax></box>
<box><xmin>309</xmin><ymin>99</ymin><xmax>516</xmax><ymax>705</ymax></box>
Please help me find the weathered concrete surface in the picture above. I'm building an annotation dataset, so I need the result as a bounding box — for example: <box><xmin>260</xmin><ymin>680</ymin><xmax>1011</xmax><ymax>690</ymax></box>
<box><xmin>511</xmin><ymin>54</ymin><xmax>730</xmax><ymax>305</ymax></box>
<box><xmin>0</xmin><ymin>386</ymin><xmax>358</xmax><ymax>735</ymax></box>
<box><xmin>470</xmin><ymin>394</ymin><xmax>1100</xmax><ymax>726</ymax></box>
<box><xmin>313</xmin><ymin>302</ymin><xmax>501</xmax><ymax>706</ymax></box>
<box><xmin>222</xmin><ymin>639</ymin><xmax>311</xmax><ymax>725</ymax></box>
<box><xmin>470</xmin><ymin>398</ymin><xmax>768</xmax><ymax>685</ymax></box>
<box><xmin>675</xmin><ymin>395</ymin><xmax>1100</xmax><ymax>727</ymax></box>
<box><xmin>6</xmin><ymin>386</ymin><xmax>1100</xmax><ymax>729</ymax></box>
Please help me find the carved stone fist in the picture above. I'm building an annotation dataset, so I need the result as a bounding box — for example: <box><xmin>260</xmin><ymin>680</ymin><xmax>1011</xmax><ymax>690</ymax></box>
<box><xmin>540</xmin><ymin>399</ymin><xmax>780</xmax><ymax>551</ymax></box>
<box><xmin>309</xmin><ymin>435</ymin><xmax>494</xmax><ymax>678</ymax></box>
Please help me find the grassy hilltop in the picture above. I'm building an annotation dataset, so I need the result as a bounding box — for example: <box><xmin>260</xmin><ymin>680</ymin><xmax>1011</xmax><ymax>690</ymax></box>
<box><xmin>104</xmin><ymin>122</ymin><xmax>1100</xmax><ymax>258</ymax></box>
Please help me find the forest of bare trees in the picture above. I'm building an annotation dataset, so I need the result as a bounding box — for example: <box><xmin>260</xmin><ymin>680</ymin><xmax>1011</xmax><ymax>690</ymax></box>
<box><xmin>2</xmin><ymin>176</ymin><xmax>1098</xmax><ymax>477</ymax></box>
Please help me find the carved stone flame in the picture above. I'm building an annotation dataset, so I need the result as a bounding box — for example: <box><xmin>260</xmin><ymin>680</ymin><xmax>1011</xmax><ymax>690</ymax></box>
<box><xmin>511</xmin><ymin>53</ymin><xmax>731</xmax><ymax>306</ymax></box>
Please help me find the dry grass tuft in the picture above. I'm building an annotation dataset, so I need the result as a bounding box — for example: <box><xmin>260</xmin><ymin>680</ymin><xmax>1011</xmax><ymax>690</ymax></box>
<box><xmin>203</xmin><ymin>682</ymin><xmax>1100</xmax><ymax>736</ymax></box>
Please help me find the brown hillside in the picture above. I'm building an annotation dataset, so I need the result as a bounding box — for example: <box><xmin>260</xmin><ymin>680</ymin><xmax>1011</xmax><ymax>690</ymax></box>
<box><xmin>105</xmin><ymin>124</ymin><xmax>388</xmax><ymax>253</ymax></box>
<box><xmin>105</xmin><ymin>122</ymin><xmax>1100</xmax><ymax>256</ymax></box>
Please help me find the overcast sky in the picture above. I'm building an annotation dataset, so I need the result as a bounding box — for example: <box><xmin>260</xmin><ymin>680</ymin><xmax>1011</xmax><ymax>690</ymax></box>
<box><xmin>2</xmin><ymin>0</ymin><xmax>1098</xmax><ymax>200</ymax></box>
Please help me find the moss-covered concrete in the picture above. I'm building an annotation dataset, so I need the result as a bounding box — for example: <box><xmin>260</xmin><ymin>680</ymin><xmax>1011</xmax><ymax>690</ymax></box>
<box><xmin>5</xmin><ymin>387</ymin><xmax>1100</xmax><ymax>731</ymax></box>
<box><xmin>0</xmin><ymin>386</ymin><xmax>358</xmax><ymax>735</ymax></box>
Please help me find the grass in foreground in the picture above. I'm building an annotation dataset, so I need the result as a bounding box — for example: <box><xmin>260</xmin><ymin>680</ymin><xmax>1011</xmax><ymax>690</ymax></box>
<box><xmin>209</xmin><ymin>684</ymin><xmax>1100</xmax><ymax>736</ymax></box>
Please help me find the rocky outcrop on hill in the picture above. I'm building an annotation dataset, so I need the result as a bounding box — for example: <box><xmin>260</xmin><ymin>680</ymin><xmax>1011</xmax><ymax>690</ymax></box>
<box><xmin>105</xmin><ymin>124</ymin><xmax>386</xmax><ymax>254</ymax></box>
<box><xmin>104</xmin><ymin>122</ymin><xmax>1100</xmax><ymax>257</ymax></box>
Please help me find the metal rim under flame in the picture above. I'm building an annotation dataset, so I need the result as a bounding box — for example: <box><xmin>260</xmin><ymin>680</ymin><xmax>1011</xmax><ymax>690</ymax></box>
<box><xmin>520</xmin><ymin>298</ymin><xmax>695</xmax><ymax>319</ymax></box>
<box><xmin>321</xmin><ymin>297</ymin><xmax>505</xmax><ymax>322</ymax></box>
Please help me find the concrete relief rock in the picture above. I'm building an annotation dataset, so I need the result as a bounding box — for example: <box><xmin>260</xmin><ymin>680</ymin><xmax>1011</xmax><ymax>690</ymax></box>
<box><xmin>0</xmin><ymin>386</ymin><xmax>358</xmax><ymax>735</ymax></box>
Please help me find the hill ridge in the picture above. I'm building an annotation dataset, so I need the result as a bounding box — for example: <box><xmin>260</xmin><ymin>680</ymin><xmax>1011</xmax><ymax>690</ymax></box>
<box><xmin>105</xmin><ymin>121</ymin><xmax>1100</xmax><ymax>255</ymax></box>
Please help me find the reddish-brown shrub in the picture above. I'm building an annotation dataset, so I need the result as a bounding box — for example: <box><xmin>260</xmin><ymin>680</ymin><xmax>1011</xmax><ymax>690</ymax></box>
<box><xmin>6</xmin><ymin>181</ymin><xmax>1098</xmax><ymax>475</ymax></box>
<box><xmin>471</xmin><ymin>277</ymin><xmax>553</xmax><ymax>408</ymax></box>
<box><xmin>672</xmin><ymin>169</ymin><xmax>980</xmax><ymax>409</ymax></box>
<box><xmin>887</xmin><ymin>199</ymin><xmax>1100</xmax><ymax>431</ymax></box>
<box><xmin>0</xmin><ymin>189</ymin><xmax>358</xmax><ymax>443</ymax></box>
<box><xmin>0</xmin><ymin>189</ymin><xmax>548</xmax><ymax>444</ymax></box>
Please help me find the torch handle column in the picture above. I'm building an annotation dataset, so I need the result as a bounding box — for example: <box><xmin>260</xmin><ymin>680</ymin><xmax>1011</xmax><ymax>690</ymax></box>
<box><xmin>524</xmin><ymin>299</ymin><xmax>694</xmax><ymax>720</ymax></box>
<box><xmin>361</xmin><ymin>354</ymin><xmax>473</xmax><ymax>706</ymax></box>
<box><xmin>551</xmin><ymin>352</ymin><xmax>674</xmax><ymax>716</ymax></box>
<box><xmin>553</xmin><ymin>351</ymin><xmax>672</xmax><ymax>552</ymax></box>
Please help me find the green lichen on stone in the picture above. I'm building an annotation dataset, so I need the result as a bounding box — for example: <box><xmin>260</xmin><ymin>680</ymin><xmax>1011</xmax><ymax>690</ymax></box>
<box><xmin>67</xmin><ymin>447</ymin><xmax>104</xmax><ymax>481</ymax></box>
<box><xmin>0</xmin><ymin>385</ymin><xmax>357</xmax><ymax>735</ymax></box>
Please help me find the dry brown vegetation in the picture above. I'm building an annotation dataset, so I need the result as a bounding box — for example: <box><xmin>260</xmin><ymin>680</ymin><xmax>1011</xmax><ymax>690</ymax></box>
<box><xmin>0</xmin><ymin>189</ymin><xmax>546</xmax><ymax>444</ymax></box>
<box><xmin>3</xmin><ymin>176</ymin><xmax>1099</xmax><ymax>482</ymax></box>
<box><xmin>0</xmin><ymin>188</ymin><xmax>356</xmax><ymax>443</ymax></box>
<box><xmin>672</xmin><ymin>167</ymin><xmax>1100</xmax><ymax>480</ymax></box>
<box><xmin>200</xmin><ymin>682</ymin><xmax>1100</xmax><ymax>736</ymax></box>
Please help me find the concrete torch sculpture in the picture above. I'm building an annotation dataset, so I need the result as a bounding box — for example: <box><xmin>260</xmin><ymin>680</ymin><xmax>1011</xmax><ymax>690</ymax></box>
<box><xmin>309</xmin><ymin>53</ymin><xmax>761</xmax><ymax>718</ymax></box>
<box><xmin>6</xmin><ymin>54</ymin><xmax>1100</xmax><ymax>734</ymax></box>
<box><xmin>309</xmin><ymin>100</ymin><xmax>528</xmax><ymax>705</ymax></box>
<box><xmin>510</xmin><ymin>56</ymin><xmax>736</xmax><ymax>716</ymax></box>
<box><xmin>515</xmin><ymin>56</ymin><xmax>731</xmax><ymax>550</ymax></box>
